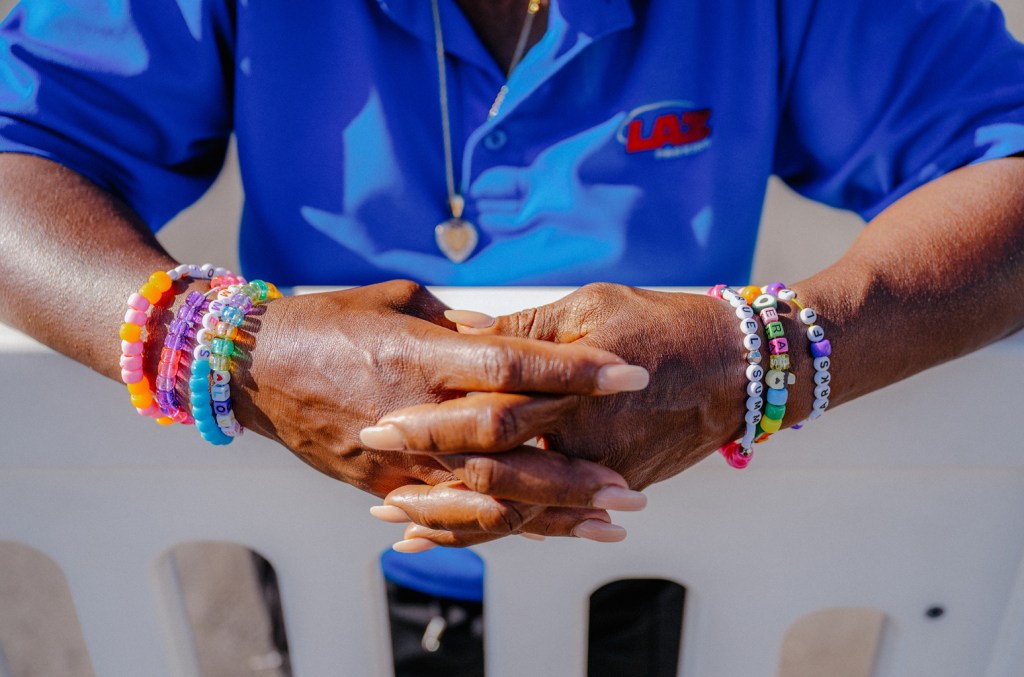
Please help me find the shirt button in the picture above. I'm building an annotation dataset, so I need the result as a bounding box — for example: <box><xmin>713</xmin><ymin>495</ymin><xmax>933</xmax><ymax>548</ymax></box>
<box><xmin>483</xmin><ymin>128</ymin><xmax>508</xmax><ymax>151</ymax></box>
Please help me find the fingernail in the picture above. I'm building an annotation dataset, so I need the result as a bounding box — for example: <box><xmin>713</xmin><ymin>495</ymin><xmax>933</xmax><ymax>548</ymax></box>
<box><xmin>360</xmin><ymin>424</ymin><xmax>405</xmax><ymax>450</ymax></box>
<box><xmin>370</xmin><ymin>505</ymin><xmax>411</xmax><ymax>523</ymax></box>
<box><xmin>596</xmin><ymin>364</ymin><xmax>650</xmax><ymax>393</ymax></box>
<box><xmin>392</xmin><ymin>538</ymin><xmax>438</xmax><ymax>553</ymax></box>
<box><xmin>592</xmin><ymin>486</ymin><xmax>647</xmax><ymax>511</ymax></box>
<box><xmin>444</xmin><ymin>309</ymin><xmax>495</xmax><ymax>329</ymax></box>
<box><xmin>572</xmin><ymin>520</ymin><xmax>627</xmax><ymax>543</ymax></box>
<box><xmin>520</xmin><ymin>533</ymin><xmax>546</xmax><ymax>541</ymax></box>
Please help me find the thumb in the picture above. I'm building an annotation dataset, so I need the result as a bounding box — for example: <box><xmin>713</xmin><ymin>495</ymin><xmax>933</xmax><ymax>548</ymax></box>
<box><xmin>445</xmin><ymin>302</ymin><xmax>570</xmax><ymax>342</ymax></box>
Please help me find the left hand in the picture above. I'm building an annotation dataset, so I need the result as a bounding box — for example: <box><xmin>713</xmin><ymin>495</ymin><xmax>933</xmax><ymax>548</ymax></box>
<box><xmin>365</xmin><ymin>283</ymin><xmax>751</xmax><ymax>545</ymax></box>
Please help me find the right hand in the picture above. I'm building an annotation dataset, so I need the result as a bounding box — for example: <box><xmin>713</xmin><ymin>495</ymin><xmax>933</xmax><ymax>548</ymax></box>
<box><xmin>229</xmin><ymin>280</ymin><xmax>649</xmax><ymax>538</ymax></box>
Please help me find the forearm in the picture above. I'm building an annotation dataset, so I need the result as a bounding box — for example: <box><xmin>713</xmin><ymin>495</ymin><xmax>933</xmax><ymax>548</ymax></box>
<box><xmin>787</xmin><ymin>157</ymin><xmax>1024</xmax><ymax>421</ymax></box>
<box><xmin>0</xmin><ymin>153</ymin><xmax>182</xmax><ymax>380</ymax></box>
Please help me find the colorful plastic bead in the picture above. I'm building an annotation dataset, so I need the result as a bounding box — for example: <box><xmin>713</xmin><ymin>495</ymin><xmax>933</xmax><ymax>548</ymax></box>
<box><xmin>810</xmin><ymin>339</ymin><xmax>832</xmax><ymax>358</ymax></box>
<box><xmin>739</xmin><ymin>286</ymin><xmax>760</xmax><ymax>304</ymax></box>
<box><xmin>765</xmin><ymin>321</ymin><xmax>784</xmax><ymax>339</ymax></box>
<box><xmin>763</xmin><ymin>403</ymin><xmax>786</xmax><ymax>420</ymax></box>
<box><xmin>766</xmin><ymin>387</ymin><xmax>789</xmax><ymax>406</ymax></box>
<box><xmin>751</xmin><ymin>294</ymin><xmax>777</xmax><ymax>312</ymax></box>
<box><xmin>758</xmin><ymin>416</ymin><xmax>782</xmax><ymax>434</ymax></box>
<box><xmin>759</xmin><ymin>307</ymin><xmax>779</xmax><ymax>324</ymax></box>
<box><xmin>768</xmin><ymin>337</ymin><xmax>789</xmax><ymax>354</ymax></box>
<box><xmin>765</xmin><ymin>369</ymin><xmax>786</xmax><ymax>389</ymax></box>
<box><xmin>769</xmin><ymin>353</ymin><xmax>790</xmax><ymax>371</ymax></box>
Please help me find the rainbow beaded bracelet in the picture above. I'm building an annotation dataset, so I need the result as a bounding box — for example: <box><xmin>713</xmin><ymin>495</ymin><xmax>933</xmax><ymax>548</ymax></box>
<box><xmin>118</xmin><ymin>264</ymin><xmax>238</xmax><ymax>425</ymax></box>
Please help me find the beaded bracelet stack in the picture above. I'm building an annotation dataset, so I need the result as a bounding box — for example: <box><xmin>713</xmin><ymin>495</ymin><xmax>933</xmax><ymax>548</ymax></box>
<box><xmin>709</xmin><ymin>282</ymin><xmax>832</xmax><ymax>468</ymax></box>
<box><xmin>119</xmin><ymin>264</ymin><xmax>279</xmax><ymax>446</ymax></box>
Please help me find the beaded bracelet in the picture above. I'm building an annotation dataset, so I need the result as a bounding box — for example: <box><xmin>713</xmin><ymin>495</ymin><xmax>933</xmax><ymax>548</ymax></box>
<box><xmin>189</xmin><ymin>343</ymin><xmax>233</xmax><ymax>446</ymax></box>
<box><xmin>708</xmin><ymin>285</ymin><xmax>765</xmax><ymax>469</ymax></box>
<box><xmin>750</xmin><ymin>288</ymin><xmax>792</xmax><ymax>443</ymax></box>
<box><xmin>118</xmin><ymin>264</ymin><xmax>238</xmax><ymax>425</ymax></box>
<box><xmin>191</xmin><ymin>279</ymin><xmax>281</xmax><ymax>442</ymax></box>
<box><xmin>154</xmin><ymin>291</ymin><xmax>208</xmax><ymax>424</ymax></box>
<box><xmin>775</xmin><ymin>286</ymin><xmax>832</xmax><ymax>424</ymax></box>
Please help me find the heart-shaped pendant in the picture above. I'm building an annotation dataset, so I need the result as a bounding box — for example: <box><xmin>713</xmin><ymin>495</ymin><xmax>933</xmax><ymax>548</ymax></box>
<box><xmin>435</xmin><ymin>217</ymin><xmax>478</xmax><ymax>263</ymax></box>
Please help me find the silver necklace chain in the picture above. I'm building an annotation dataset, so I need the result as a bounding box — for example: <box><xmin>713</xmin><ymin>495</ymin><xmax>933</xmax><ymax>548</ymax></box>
<box><xmin>430</xmin><ymin>0</ymin><xmax>541</xmax><ymax>220</ymax></box>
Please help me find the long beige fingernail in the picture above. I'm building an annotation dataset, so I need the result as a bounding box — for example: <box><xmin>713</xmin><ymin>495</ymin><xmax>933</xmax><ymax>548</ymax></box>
<box><xmin>392</xmin><ymin>538</ymin><xmax>438</xmax><ymax>553</ymax></box>
<box><xmin>360</xmin><ymin>424</ymin><xmax>406</xmax><ymax>450</ymax></box>
<box><xmin>592</xmin><ymin>486</ymin><xmax>647</xmax><ymax>511</ymax></box>
<box><xmin>444</xmin><ymin>309</ymin><xmax>495</xmax><ymax>329</ymax></box>
<box><xmin>370</xmin><ymin>505</ymin><xmax>411</xmax><ymax>523</ymax></box>
<box><xmin>572</xmin><ymin>520</ymin><xmax>627</xmax><ymax>543</ymax></box>
<box><xmin>520</xmin><ymin>533</ymin><xmax>546</xmax><ymax>541</ymax></box>
<box><xmin>596</xmin><ymin>364</ymin><xmax>650</xmax><ymax>392</ymax></box>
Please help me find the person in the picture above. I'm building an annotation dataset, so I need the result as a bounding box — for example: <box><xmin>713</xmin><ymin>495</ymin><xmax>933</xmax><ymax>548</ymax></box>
<box><xmin>0</xmin><ymin>0</ymin><xmax>1022</xmax><ymax>553</ymax></box>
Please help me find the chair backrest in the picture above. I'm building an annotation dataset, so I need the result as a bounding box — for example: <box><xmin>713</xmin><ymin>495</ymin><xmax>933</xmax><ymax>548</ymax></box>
<box><xmin>1</xmin><ymin>287</ymin><xmax>1022</xmax><ymax>677</ymax></box>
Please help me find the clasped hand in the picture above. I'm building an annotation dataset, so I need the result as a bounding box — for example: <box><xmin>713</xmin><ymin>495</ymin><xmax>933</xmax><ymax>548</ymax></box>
<box><xmin>321</xmin><ymin>282</ymin><xmax>748</xmax><ymax>550</ymax></box>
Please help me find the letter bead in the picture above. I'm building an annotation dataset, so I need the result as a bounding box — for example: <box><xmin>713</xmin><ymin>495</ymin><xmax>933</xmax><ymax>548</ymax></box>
<box><xmin>799</xmin><ymin>307</ymin><xmax>818</xmax><ymax>325</ymax></box>
<box><xmin>807</xmin><ymin>325</ymin><xmax>826</xmax><ymax>342</ymax></box>
<box><xmin>752</xmin><ymin>294</ymin><xmax>777</xmax><ymax>312</ymax></box>
<box><xmin>814</xmin><ymin>384</ymin><xmax>831</xmax><ymax>400</ymax></box>
<box><xmin>212</xmin><ymin>370</ymin><xmax>231</xmax><ymax>385</ymax></box>
<box><xmin>737</xmin><ymin>319</ymin><xmax>761</xmax><ymax>335</ymax></box>
<box><xmin>746</xmin><ymin>364</ymin><xmax>765</xmax><ymax>382</ymax></box>
<box><xmin>813</xmin><ymin>356</ymin><xmax>831</xmax><ymax>371</ymax></box>
<box><xmin>735</xmin><ymin>304</ymin><xmax>754</xmax><ymax>319</ymax></box>
<box><xmin>777</xmin><ymin>288</ymin><xmax>797</xmax><ymax>301</ymax></box>
<box><xmin>769</xmin><ymin>337</ymin><xmax>789</xmax><ymax>354</ymax></box>
<box><xmin>812</xmin><ymin>397</ymin><xmax>829</xmax><ymax>412</ymax></box>
<box><xmin>759</xmin><ymin>307</ymin><xmax>779</xmax><ymax>324</ymax></box>
<box><xmin>743</xmin><ymin>333</ymin><xmax>762</xmax><ymax>351</ymax></box>
<box><xmin>745</xmin><ymin>409</ymin><xmax>763</xmax><ymax>426</ymax></box>
<box><xmin>765</xmin><ymin>321</ymin><xmax>784</xmax><ymax>339</ymax></box>
<box><xmin>747</xmin><ymin>381</ymin><xmax>764</xmax><ymax>397</ymax></box>
<box><xmin>814</xmin><ymin>370</ymin><xmax>831</xmax><ymax>385</ymax></box>
<box><xmin>769</xmin><ymin>353</ymin><xmax>790</xmax><ymax>371</ymax></box>
<box><xmin>746</xmin><ymin>396</ymin><xmax>763</xmax><ymax>412</ymax></box>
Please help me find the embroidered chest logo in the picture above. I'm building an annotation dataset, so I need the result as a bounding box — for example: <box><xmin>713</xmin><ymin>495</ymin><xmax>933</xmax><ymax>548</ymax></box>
<box><xmin>617</xmin><ymin>101</ymin><xmax>712</xmax><ymax>159</ymax></box>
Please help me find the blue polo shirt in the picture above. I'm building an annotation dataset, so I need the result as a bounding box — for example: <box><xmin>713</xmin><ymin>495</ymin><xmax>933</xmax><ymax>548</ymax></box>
<box><xmin>1</xmin><ymin>0</ymin><xmax>1023</xmax><ymax>286</ymax></box>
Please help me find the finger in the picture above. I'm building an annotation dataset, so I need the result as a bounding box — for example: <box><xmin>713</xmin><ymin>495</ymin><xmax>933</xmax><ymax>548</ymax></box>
<box><xmin>382</xmin><ymin>481</ymin><xmax>547</xmax><ymax>533</ymax></box>
<box><xmin>443</xmin><ymin>450</ymin><xmax>647</xmax><ymax>509</ymax></box>
<box><xmin>446</xmin><ymin>305</ymin><xmax>569</xmax><ymax>342</ymax></box>
<box><xmin>396</xmin><ymin>510</ymin><xmax>627</xmax><ymax>548</ymax></box>
<box><xmin>423</xmin><ymin>328</ymin><xmax>648</xmax><ymax>395</ymax></box>
<box><xmin>362</xmin><ymin>393</ymin><xmax>573</xmax><ymax>453</ymax></box>
<box><xmin>381</xmin><ymin>450</ymin><xmax>646</xmax><ymax>508</ymax></box>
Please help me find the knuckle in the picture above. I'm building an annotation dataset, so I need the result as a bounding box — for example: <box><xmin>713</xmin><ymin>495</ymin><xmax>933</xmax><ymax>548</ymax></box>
<box><xmin>480</xmin><ymin>403</ymin><xmax>520</xmax><ymax>448</ymax></box>
<box><xmin>462</xmin><ymin>455</ymin><xmax>501</xmax><ymax>496</ymax></box>
<box><xmin>511</xmin><ymin>307</ymin><xmax>540</xmax><ymax>339</ymax></box>
<box><xmin>476</xmin><ymin>501</ymin><xmax>526</xmax><ymax>534</ymax></box>
<box><xmin>385</xmin><ymin>279</ymin><xmax>425</xmax><ymax>303</ymax></box>
<box><xmin>481</xmin><ymin>344</ymin><xmax>522</xmax><ymax>390</ymax></box>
